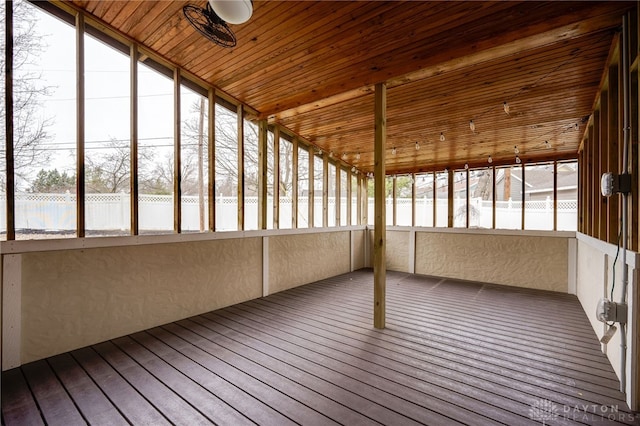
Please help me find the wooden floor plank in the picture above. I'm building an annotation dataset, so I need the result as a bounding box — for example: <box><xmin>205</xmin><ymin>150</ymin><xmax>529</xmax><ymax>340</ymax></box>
<box><xmin>129</xmin><ymin>329</ymin><xmax>291</xmax><ymax>425</ymax></box>
<box><xmin>192</xmin><ymin>311</ymin><xmax>527</xmax><ymax>426</ymax></box>
<box><xmin>47</xmin><ymin>353</ymin><xmax>128</xmax><ymax>426</ymax></box>
<box><xmin>273</xmin><ymin>278</ymin><xmax>622</xmax><ymax>386</ymax></box>
<box><xmin>222</xmin><ymin>297</ymin><xmax>627</xmax><ymax>422</ymax></box>
<box><xmin>71</xmin><ymin>346</ymin><xmax>171</xmax><ymax>426</ymax></box>
<box><xmin>91</xmin><ymin>341</ymin><xmax>212</xmax><ymax>426</ymax></box>
<box><xmin>111</xmin><ymin>335</ymin><xmax>252</xmax><ymax>426</ymax></box>
<box><xmin>1</xmin><ymin>368</ymin><xmax>45</xmax><ymax>426</ymax></box>
<box><xmin>3</xmin><ymin>270</ymin><xmax>637</xmax><ymax>426</ymax></box>
<box><xmin>183</xmin><ymin>316</ymin><xmax>439</xmax><ymax>426</ymax></box>
<box><xmin>21</xmin><ymin>359</ymin><xmax>86</xmax><ymax>426</ymax></box>
<box><xmin>145</xmin><ymin>326</ymin><xmax>303</xmax><ymax>426</ymax></box>
<box><xmin>159</xmin><ymin>322</ymin><xmax>340</xmax><ymax>426</ymax></box>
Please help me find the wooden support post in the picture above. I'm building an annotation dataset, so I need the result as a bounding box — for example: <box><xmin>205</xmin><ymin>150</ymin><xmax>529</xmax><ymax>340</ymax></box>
<box><xmin>465</xmin><ymin>168</ymin><xmax>470</xmax><ymax>228</ymax></box>
<box><xmin>492</xmin><ymin>166</ymin><xmax>496</xmax><ymax>229</ymax></box>
<box><xmin>373</xmin><ymin>82</ymin><xmax>386</xmax><ymax>329</ymax></box>
<box><xmin>361</xmin><ymin>175</ymin><xmax>368</xmax><ymax>225</ymax></box>
<box><xmin>411</xmin><ymin>173</ymin><xmax>416</xmax><ymax>227</ymax></box>
<box><xmin>433</xmin><ymin>172</ymin><xmax>437</xmax><ymax>227</ymax></box>
<box><xmin>352</xmin><ymin>174</ymin><xmax>362</xmax><ymax>225</ymax></box>
<box><xmin>447</xmin><ymin>169</ymin><xmax>454</xmax><ymax>228</ymax></box>
<box><xmin>292</xmin><ymin>137</ymin><xmax>298</xmax><ymax>228</ymax></box>
<box><xmin>609</xmin><ymin>64</ymin><xmax>620</xmax><ymax>243</ymax></box>
<box><xmin>392</xmin><ymin>175</ymin><xmax>397</xmax><ymax>226</ymax></box>
<box><xmin>347</xmin><ymin>168</ymin><xmax>353</xmax><ymax>226</ymax></box>
<box><xmin>631</xmin><ymin>68</ymin><xmax>639</xmax><ymax>251</ymax></box>
<box><xmin>173</xmin><ymin>68</ymin><xmax>181</xmax><ymax>233</ymax></box>
<box><xmin>237</xmin><ymin>104</ymin><xmax>244</xmax><ymax>231</ymax></box>
<box><xmin>601</xmin><ymin>93</ymin><xmax>610</xmax><ymax>238</ymax></box>
<box><xmin>578</xmin><ymin>150</ymin><xmax>584</xmax><ymax>233</ymax></box>
<box><xmin>308</xmin><ymin>150</ymin><xmax>315</xmax><ymax>227</ymax></box>
<box><xmin>76</xmin><ymin>13</ymin><xmax>86</xmax><ymax>238</ymax></box>
<box><xmin>553</xmin><ymin>161</ymin><xmax>558</xmax><ymax>231</ymax></box>
<box><xmin>130</xmin><ymin>44</ymin><xmax>139</xmax><ymax>235</ymax></box>
<box><xmin>521</xmin><ymin>164</ymin><xmax>525</xmax><ymax>230</ymax></box>
<box><xmin>208</xmin><ymin>88</ymin><xmax>216</xmax><ymax>231</ymax></box>
<box><xmin>336</xmin><ymin>166</ymin><xmax>341</xmax><ymax>225</ymax></box>
<box><xmin>323</xmin><ymin>153</ymin><xmax>328</xmax><ymax>227</ymax></box>
<box><xmin>5</xmin><ymin>0</ymin><xmax>14</xmax><ymax>240</ymax></box>
<box><xmin>273</xmin><ymin>126</ymin><xmax>280</xmax><ymax>229</ymax></box>
<box><xmin>584</xmin><ymin>131</ymin><xmax>594</xmax><ymax>235</ymax></box>
<box><xmin>597</xmin><ymin>109</ymin><xmax>607</xmax><ymax>239</ymax></box>
<box><xmin>591</xmin><ymin>122</ymin><xmax>598</xmax><ymax>237</ymax></box>
<box><xmin>258</xmin><ymin>120</ymin><xmax>268</xmax><ymax>229</ymax></box>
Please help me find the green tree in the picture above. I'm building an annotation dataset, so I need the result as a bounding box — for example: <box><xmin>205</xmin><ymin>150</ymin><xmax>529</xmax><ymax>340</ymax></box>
<box><xmin>30</xmin><ymin>169</ymin><xmax>75</xmax><ymax>193</ymax></box>
<box><xmin>0</xmin><ymin>0</ymin><xmax>54</xmax><ymax>189</ymax></box>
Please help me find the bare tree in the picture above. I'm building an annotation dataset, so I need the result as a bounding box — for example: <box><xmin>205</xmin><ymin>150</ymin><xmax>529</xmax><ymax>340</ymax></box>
<box><xmin>85</xmin><ymin>139</ymin><xmax>130</xmax><ymax>193</ymax></box>
<box><xmin>0</xmin><ymin>0</ymin><xmax>54</xmax><ymax>188</ymax></box>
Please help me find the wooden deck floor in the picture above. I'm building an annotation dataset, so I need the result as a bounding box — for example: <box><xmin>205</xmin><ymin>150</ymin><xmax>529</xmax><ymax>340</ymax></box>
<box><xmin>2</xmin><ymin>270</ymin><xmax>639</xmax><ymax>425</ymax></box>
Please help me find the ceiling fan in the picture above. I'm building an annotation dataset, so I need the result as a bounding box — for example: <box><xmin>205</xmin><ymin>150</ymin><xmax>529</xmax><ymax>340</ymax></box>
<box><xmin>183</xmin><ymin>0</ymin><xmax>253</xmax><ymax>48</ymax></box>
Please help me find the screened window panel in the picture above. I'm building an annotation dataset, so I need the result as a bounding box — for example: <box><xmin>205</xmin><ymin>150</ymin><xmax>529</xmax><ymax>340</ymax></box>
<box><xmin>14</xmin><ymin>3</ymin><xmax>77</xmax><ymax>239</ymax></box>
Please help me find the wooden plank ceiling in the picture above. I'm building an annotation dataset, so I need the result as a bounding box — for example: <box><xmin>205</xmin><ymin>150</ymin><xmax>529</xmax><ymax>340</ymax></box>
<box><xmin>65</xmin><ymin>0</ymin><xmax>633</xmax><ymax>174</ymax></box>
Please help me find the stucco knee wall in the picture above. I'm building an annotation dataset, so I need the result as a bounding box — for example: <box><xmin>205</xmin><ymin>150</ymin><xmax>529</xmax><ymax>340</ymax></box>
<box><xmin>370</xmin><ymin>227</ymin><xmax>574</xmax><ymax>292</ymax></box>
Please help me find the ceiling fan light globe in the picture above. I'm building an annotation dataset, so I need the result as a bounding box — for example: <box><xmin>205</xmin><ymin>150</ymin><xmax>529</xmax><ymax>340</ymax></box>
<box><xmin>209</xmin><ymin>0</ymin><xmax>253</xmax><ymax>24</ymax></box>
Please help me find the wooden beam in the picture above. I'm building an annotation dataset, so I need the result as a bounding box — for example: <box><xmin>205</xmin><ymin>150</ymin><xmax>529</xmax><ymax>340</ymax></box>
<box><xmin>5</xmin><ymin>0</ymin><xmax>14</xmax><ymax>241</ymax></box>
<box><xmin>76</xmin><ymin>12</ymin><xmax>85</xmax><ymax>238</ymax></box>
<box><xmin>237</xmin><ymin>104</ymin><xmax>244</xmax><ymax>231</ymax></box>
<box><xmin>130</xmin><ymin>44</ymin><xmax>139</xmax><ymax>235</ymax></box>
<box><xmin>208</xmin><ymin>88</ymin><xmax>216</xmax><ymax>231</ymax></box>
<box><xmin>265</xmin><ymin>14</ymin><xmax>623</xmax><ymax>122</ymax></box>
<box><xmin>373</xmin><ymin>82</ymin><xmax>386</xmax><ymax>330</ymax></box>
<box><xmin>258</xmin><ymin>120</ymin><xmax>268</xmax><ymax>229</ymax></box>
<box><xmin>173</xmin><ymin>68</ymin><xmax>181</xmax><ymax>233</ymax></box>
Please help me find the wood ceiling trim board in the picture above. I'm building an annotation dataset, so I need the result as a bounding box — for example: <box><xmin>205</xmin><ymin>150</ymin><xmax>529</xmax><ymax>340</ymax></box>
<box><xmin>189</xmin><ymin>1</ymin><xmax>371</xmax><ymax>83</ymax></box>
<box><xmin>184</xmin><ymin>0</ymin><xmax>321</xmax><ymax>75</ymax></box>
<box><xmin>84</xmin><ymin>0</ymin><xmax>110</xmax><ymax>18</ymax></box>
<box><xmin>120</xmin><ymin>1</ymin><xmax>175</xmax><ymax>38</ymax></box>
<box><xmin>95</xmin><ymin>0</ymin><xmax>125</xmax><ymax>25</ymax></box>
<box><xmin>250</xmin><ymin>6</ymin><xmax>624</xmax><ymax>114</ymax></box>
<box><xmin>140</xmin><ymin>3</ymin><xmax>191</xmax><ymax>50</ymax></box>
<box><xmin>227</xmin><ymin>2</ymin><xmax>506</xmax><ymax>105</ymax></box>
<box><xmin>200</xmin><ymin>3</ymin><xmax>416</xmax><ymax>93</ymax></box>
<box><xmin>123</xmin><ymin>1</ymin><xmax>177</xmax><ymax>40</ymax></box>
<box><xmin>264</xmin><ymin>13</ymin><xmax>621</xmax><ymax>121</ymax></box>
<box><xmin>109</xmin><ymin>2</ymin><xmax>144</xmax><ymax>29</ymax></box>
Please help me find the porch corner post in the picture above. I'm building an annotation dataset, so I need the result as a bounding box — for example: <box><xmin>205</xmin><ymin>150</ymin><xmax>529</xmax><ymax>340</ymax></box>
<box><xmin>374</xmin><ymin>82</ymin><xmax>386</xmax><ymax>329</ymax></box>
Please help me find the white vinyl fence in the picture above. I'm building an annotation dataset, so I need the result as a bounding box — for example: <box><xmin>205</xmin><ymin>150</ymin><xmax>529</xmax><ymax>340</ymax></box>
<box><xmin>0</xmin><ymin>193</ymin><xmax>577</xmax><ymax>234</ymax></box>
<box><xmin>369</xmin><ymin>197</ymin><xmax>577</xmax><ymax>231</ymax></box>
